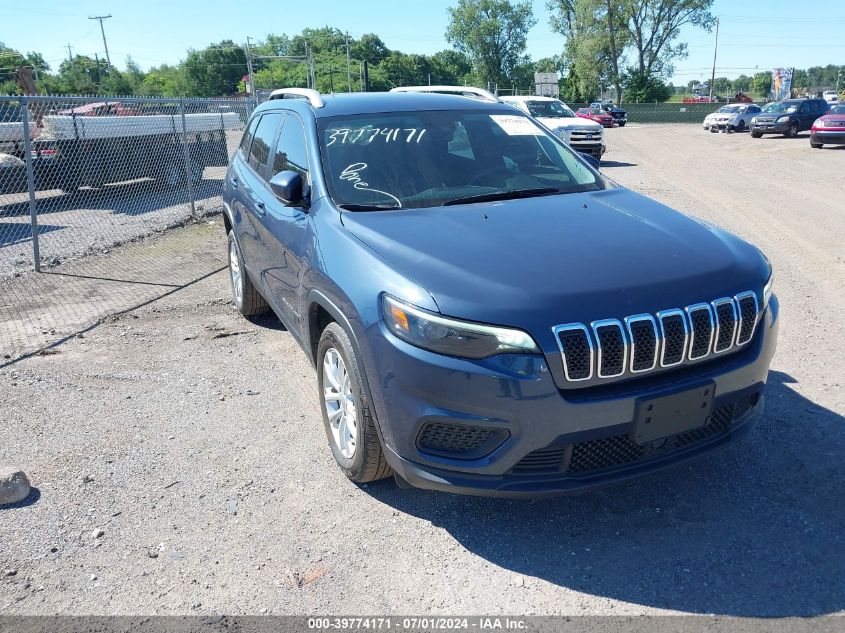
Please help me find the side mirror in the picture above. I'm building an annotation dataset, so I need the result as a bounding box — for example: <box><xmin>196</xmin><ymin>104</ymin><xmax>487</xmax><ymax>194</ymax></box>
<box><xmin>581</xmin><ymin>153</ymin><xmax>601</xmax><ymax>170</ymax></box>
<box><xmin>268</xmin><ymin>170</ymin><xmax>308</xmax><ymax>207</ymax></box>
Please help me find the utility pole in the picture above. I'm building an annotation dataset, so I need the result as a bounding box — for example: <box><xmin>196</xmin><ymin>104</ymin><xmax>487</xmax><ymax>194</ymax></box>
<box><xmin>65</xmin><ymin>44</ymin><xmax>74</xmax><ymax>66</ymax></box>
<box><xmin>345</xmin><ymin>32</ymin><xmax>352</xmax><ymax>92</ymax></box>
<box><xmin>88</xmin><ymin>14</ymin><xmax>113</xmax><ymax>69</ymax></box>
<box><xmin>708</xmin><ymin>16</ymin><xmax>720</xmax><ymax>103</ymax></box>
<box><xmin>95</xmin><ymin>53</ymin><xmax>101</xmax><ymax>85</ymax></box>
<box><xmin>245</xmin><ymin>36</ymin><xmax>255</xmax><ymax>95</ymax></box>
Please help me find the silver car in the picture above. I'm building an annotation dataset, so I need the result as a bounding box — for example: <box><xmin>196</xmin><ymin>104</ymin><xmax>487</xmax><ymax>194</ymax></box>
<box><xmin>702</xmin><ymin>104</ymin><xmax>762</xmax><ymax>133</ymax></box>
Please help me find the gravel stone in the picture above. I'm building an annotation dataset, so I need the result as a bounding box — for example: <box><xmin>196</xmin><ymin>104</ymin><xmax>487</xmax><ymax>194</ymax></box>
<box><xmin>0</xmin><ymin>467</ymin><xmax>31</xmax><ymax>505</ymax></box>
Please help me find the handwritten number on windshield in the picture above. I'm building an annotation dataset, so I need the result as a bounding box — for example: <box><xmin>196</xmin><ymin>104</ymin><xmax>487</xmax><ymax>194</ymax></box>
<box><xmin>327</xmin><ymin>127</ymin><xmax>427</xmax><ymax>146</ymax></box>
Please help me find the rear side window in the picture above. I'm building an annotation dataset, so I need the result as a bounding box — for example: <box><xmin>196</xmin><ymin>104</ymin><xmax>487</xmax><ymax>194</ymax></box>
<box><xmin>248</xmin><ymin>112</ymin><xmax>283</xmax><ymax>177</ymax></box>
<box><xmin>272</xmin><ymin>115</ymin><xmax>310</xmax><ymax>182</ymax></box>
<box><xmin>239</xmin><ymin>115</ymin><xmax>260</xmax><ymax>155</ymax></box>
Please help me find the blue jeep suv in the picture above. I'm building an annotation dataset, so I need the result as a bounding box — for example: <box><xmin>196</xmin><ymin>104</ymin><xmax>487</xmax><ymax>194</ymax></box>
<box><xmin>222</xmin><ymin>87</ymin><xmax>778</xmax><ymax>497</ymax></box>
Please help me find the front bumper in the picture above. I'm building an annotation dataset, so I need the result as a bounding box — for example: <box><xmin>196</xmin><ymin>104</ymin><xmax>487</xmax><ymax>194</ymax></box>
<box><xmin>750</xmin><ymin>121</ymin><xmax>790</xmax><ymax>134</ymax></box>
<box><xmin>359</xmin><ymin>297</ymin><xmax>780</xmax><ymax>497</ymax></box>
<box><xmin>572</xmin><ymin>142</ymin><xmax>605</xmax><ymax>158</ymax></box>
<box><xmin>811</xmin><ymin>130</ymin><xmax>845</xmax><ymax>144</ymax></box>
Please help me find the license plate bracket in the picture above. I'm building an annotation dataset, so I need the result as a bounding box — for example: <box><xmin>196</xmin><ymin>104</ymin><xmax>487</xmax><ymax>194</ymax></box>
<box><xmin>631</xmin><ymin>383</ymin><xmax>715</xmax><ymax>445</ymax></box>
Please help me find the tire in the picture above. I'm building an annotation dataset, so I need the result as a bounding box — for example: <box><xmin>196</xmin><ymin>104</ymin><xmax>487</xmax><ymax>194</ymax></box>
<box><xmin>618</xmin><ymin>122</ymin><xmax>626</xmax><ymax>127</ymax></box>
<box><xmin>785</xmin><ymin>122</ymin><xmax>799</xmax><ymax>138</ymax></box>
<box><xmin>317</xmin><ymin>322</ymin><xmax>391</xmax><ymax>484</ymax></box>
<box><xmin>735</xmin><ymin>119</ymin><xmax>745</xmax><ymax>132</ymax></box>
<box><xmin>227</xmin><ymin>230</ymin><xmax>268</xmax><ymax>316</ymax></box>
<box><xmin>811</xmin><ymin>142</ymin><xmax>823</xmax><ymax>149</ymax></box>
<box><xmin>751</xmin><ymin>131</ymin><xmax>763</xmax><ymax>138</ymax></box>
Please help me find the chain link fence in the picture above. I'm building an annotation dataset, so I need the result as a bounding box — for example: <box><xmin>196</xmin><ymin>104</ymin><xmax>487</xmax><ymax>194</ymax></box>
<box><xmin>1</xmin><ymin>95</ymin><xmax>256</xmax><ymax>359</ymax></box>
<box><xmin>567</xmin><ymin>101</ymin><xmax>765</xmax><ymax>123</ymax></box>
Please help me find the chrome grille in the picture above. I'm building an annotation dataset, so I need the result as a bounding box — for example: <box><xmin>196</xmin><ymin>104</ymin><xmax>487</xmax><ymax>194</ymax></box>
<box><xmin>569</xmin><ymin>128</ymin><xmax>601</xmax><ymax>142</ymax></box>
<box><xmin>553</xmin><ymin>292</ymin><xmax>761</xmax><ymax>383</ymax></box>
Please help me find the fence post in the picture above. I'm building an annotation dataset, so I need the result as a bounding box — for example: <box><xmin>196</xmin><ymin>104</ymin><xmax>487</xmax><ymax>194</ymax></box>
<box><xmin>179</xmin><ymin>98</ymin><xmax>197</xmax><ymax>217</ymax></box>
<box><xmin>20</xmin><ymin>96</ymin><xmax>41</xmax><ymax>273</ymax></box>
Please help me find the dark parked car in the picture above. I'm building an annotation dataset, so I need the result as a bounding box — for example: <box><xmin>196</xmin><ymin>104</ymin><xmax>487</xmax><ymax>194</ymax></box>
<box><xmin>223</xmin><ymin>87</ymin><xmax>778</xmax><ymax>497</ymax></box>
<box><xmin>750</xmin><ymin>98</ymin><xmax>830</xmax><ymax>138</ymax></box>
<box><xmin>810</xmin><ymin>103</ymin><xmax>845</xmax><ymax>148</ymax></box>
<box><xmin>591</xmin><ymin>102</ymin><xmax>627</xmax><ymax>126</ymax></box>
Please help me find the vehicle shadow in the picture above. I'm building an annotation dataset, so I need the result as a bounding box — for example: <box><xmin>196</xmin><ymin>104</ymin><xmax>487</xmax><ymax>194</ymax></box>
<box><xmin>0</xmin><ymin>486</ymin><xmax>40</xmax><ymax>509</ymax></box>
<box><xmin>367</xmin><ymin>370</ymin><xmax>845</xmax><ymax>616</ymax></box>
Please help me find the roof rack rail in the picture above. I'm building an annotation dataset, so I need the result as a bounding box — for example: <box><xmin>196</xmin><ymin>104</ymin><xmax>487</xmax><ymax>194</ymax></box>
<box><xmin>268</xmin><ymin>88</ymin><xmax>325</xmax><ymax>108</ymax></box>
<box><xmin>389</xmin><ymin>85</ymin><xmax>500</xmax><ymax>103</ymax></box>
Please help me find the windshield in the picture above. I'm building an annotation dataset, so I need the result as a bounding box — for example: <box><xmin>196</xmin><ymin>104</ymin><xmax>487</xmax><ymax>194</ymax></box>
<box><xmin>762</xmin><ymin>102</ymin><xmax>799</xmax><ymax>114</ymax></box>
<box><xmin>318</xmin><ymin>110</ymin><xmax>603</xmax><ymax>210</ymax></box>
<box><xmin>525</xmin><ymin>100</ymin><xmax>575</xmax><ymax>118</ymax></box>
<box><xmin>830</xmin><ymin>104</ymin><xmax>845</xmax><ymax>115</ymax></box>
<box><xmin>588</xmin><ymin>108</ymin><xmax>604</xmax><ymax>115</ymax></box>
<box><xmin>718</xmin><ymin>105</ymin><xmax>743</xmax><ymax>113</ymax></box>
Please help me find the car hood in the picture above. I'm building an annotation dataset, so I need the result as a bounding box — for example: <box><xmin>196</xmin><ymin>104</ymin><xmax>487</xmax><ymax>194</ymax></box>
<box><xmin>341</xmin><ymin>187</ymin><xmax>769</xmax><ymax>330</ymax></box>
<box><xmin>535</xmin><ymin>116</ymin><xmax>602</xmax><ymax>130</ymax></box>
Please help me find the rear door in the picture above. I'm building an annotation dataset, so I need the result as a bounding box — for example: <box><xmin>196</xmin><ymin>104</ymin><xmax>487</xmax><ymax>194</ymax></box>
<box><xmin>239</xmin><ymin>112</ymin><xmax>284</xmax><ymax>274</ymax></box>
<box><xmin>252</xmin><ymin>113</ymin><xmax>313</xmax><ymax>332</ymax></box>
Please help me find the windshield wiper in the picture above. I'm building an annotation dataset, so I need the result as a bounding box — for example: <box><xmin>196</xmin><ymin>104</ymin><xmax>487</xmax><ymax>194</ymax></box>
<box><xmin>441</xmin><ymin>187</ymin><xmax>563</xmax><ymax>207</ymax></box>
<box><xmin>337</xmin><ymin>202</ymin><xmax>401</xmax><ymax>211</ymax></box>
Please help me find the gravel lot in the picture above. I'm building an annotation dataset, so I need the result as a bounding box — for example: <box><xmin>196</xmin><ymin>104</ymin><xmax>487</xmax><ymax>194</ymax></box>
<box><xmin>1</xmin><ymin>124</ymin><xmax>843</xmax><ymax>617</ymax></box>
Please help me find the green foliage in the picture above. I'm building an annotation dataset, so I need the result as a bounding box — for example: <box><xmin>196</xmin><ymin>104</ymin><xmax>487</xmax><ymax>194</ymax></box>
<box><xmin>446</xmin><ymin>0</ymin><xmax>536</xmax><ymax>88</ymax></box>
<box><xmin>183</xmin><ymin>40</ymin><xmax>247</xmax><ymax>97</ymax></box>
<box><xmin>623</xmin><ymin>68</ymin><xmax>671</xmax><ymax>102</ymax></box>
<box><xmin>752</xmin><ymin>72</ymin><xmax>772</xmax><ymax>100</ymax></box>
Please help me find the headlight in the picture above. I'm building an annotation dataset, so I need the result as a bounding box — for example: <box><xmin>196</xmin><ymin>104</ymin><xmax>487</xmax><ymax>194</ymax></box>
<box><xmin>751</xmin><ymin>116</ymin><xmax>758</xmax><ymax>123</ymax></box>
<box><xmin>763</xmin><ymin>271</ymin><xmax>774</xmax><ymax>308</ymax></box>
<box><xmin>777</xmin><ymin>115</ymin><xmax>791</xmax><ymax>122</ymax></box>
<box><xmin>382</xmin><ymin>295</ymin><xmax>539</xmax><ymax>358</ymax></box>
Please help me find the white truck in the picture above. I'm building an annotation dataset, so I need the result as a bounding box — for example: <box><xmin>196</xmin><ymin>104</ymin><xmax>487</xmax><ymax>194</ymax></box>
<box><xmin>499</xmin><ymin>95</ymin><xmax>605</xmax><ymax>162</ymax></box>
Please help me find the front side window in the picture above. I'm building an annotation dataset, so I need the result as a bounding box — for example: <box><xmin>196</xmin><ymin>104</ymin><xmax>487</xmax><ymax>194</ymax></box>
<box><xmin>317</xmin><ymin>110</ymin><xmax>603</xmax><ymax>210</ymax></box>
<box><xmin>248</xmin><ymin>112</ymin><xmax>283</xmax><ymax>177</ymax></box>
<box><xmin>273</xmin><ymin>115</ymin><xmax>310</xmax><ymax>182</ymax></box>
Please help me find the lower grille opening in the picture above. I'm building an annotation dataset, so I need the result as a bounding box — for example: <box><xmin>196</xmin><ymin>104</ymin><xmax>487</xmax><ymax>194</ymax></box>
<box><xmin>417</xmin><ymin>421</ymin><xmax>508</xmax><ymax>460</ymax></box>
<box><xmin>511</xmin><ymin>394</ymin><xmax>758</xmax><ymax>476</ymax></box>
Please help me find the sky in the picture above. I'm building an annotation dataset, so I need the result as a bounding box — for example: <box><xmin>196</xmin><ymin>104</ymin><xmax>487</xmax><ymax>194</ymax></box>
<box><xmin>3</xmin><ymin>0</ymin><xmax>844</xmax><ymax>85</ymax></box>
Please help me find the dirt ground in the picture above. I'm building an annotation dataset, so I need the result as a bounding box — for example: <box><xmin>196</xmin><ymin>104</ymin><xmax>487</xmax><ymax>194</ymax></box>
<box><xmin>1</xmin><ymin>124</ymin><xmax>843</xmax><ymax>617</ymax></box>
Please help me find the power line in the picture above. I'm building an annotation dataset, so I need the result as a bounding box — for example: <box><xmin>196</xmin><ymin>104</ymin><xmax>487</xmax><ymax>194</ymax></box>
<box><xmin>88</xmin><ymin>14</ymin><xmax>113</xmax><ymax>68</ymax></box>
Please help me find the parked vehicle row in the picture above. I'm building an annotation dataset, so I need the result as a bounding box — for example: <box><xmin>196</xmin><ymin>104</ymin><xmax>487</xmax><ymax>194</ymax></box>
<box><xmin>702</xmin><ymin>97</ymin><xmax>844</xmax><ymax>149</ymax></box>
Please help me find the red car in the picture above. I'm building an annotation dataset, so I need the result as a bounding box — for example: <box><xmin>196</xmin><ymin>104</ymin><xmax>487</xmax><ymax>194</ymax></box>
<box><xmin>576</xmin><ymin>107</ymin><xmax>616</xmax><ymax>127</ymax></box>
<box><xmin>810</xmin><ymin>103</ymin><xmax>845</xmax><ymax>148</ymax></box>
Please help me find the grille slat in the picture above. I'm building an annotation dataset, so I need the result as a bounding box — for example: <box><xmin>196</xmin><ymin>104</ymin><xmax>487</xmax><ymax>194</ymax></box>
<box><xmin>658</xmin><ymin>310</ymin><xmax>688</xmax><ymax>366</ymax></box>
<box><xmin>593</xmin><ymin>320</ymin><xmax>626</xmax><ymax>378</ymax></box>
<box><xmin>554</xmin><ymin>324</ymin><xmax>593</xmax><ymax>381</ymax></box>
<box><xmin>735</xmin><ymin>292</ymin><xmax>759</xmax><ymax>345</ymax></box>
<box><xmin>687</xmin><ymin>304</ymin><xmax>715</xmax><ymax>360</ymax></box>
<box><xmin>626</xmin><ymin>315</ymin><xmax>658</xmax><ymax>372</ymax></box>
<box><xmin>712</xmin><ymin>298</ymin><xmax>738</xmax><ymax>353</ymax></box>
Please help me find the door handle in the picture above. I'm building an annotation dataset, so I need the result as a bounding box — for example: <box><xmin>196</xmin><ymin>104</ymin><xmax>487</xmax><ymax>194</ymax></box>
<box><xmin>255</xmin><ymin>201</ymin><xmax>266</xmax><ymax>216</ymax></box>
<box><xmin>231</xmin><ymin>176</ymin><xmax>239</xmax><ymax>189</ymax></box>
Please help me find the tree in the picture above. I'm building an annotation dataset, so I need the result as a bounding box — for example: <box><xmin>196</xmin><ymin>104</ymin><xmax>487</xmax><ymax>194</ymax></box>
<box><xmin>548</xmin><ymin>0</ymin><xmax>628</xmax><ymax>102</ymax></box>
<box><xmin>752</xmin><ymin>72</ymin><xmax>772</xmax><ymax>100</ymax></box>
<box><xmin>429</xmin><ymin>50</ymin><xmax>473</xmax><ymax>84</ymax></box>
<box><xmin>183</xmin><ymin>40</ymin><xmax>247</xmax><ymax>96</ymax></box>
<box><xmin>625</xmin><ymin>0</ymin><xmax>716</xmax><ymax>78</ymax></box>
<box><xmin>623</xmin><ymin>67</ymin><xmax>670</xmax><ymax>102</ymax></box>
<box><xmin>351</xmin><ymin>34</ymin><xmax>389</xmax><ymax>65</ymax></box>
<box><xmin>446</xmin><ymin>0</ymin><xmax>537</xmax><ymax>89</ymax></box>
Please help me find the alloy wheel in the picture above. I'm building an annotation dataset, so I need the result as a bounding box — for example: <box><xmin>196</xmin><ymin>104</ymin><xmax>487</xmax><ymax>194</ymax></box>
<box><xmin>322</xmin><ymin>348</ymin><xmax>358</xmax><ymax>459</ymax></box>
<box><xmin>229</xmin><ymin>237</ymin><xmax>243</xmax><ymax>306</ymax></box>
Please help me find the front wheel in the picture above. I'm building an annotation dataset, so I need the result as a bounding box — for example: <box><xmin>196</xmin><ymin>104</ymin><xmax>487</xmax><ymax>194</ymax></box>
<box><xmin>735</xmin><ymin>120</ymin><xmax>746</xmax><ymax>132</ymax></box>
<box><xmin>811</xmin><ymin>142</ymin><xmax>823</xmax><ymax>149</ymax></box>
<box><xmin>785</xmin><ymin>122</ymin><xmax>799</xmax><ymax>138</ymax></box>
<box><xmin>751</xmin><ymin>131</ymin><xmax>763</xmax><ymax>138</ymax></box>
<box><xmin>317</xmin><ymin>322</ymin><xmax>391</xmax><ymax>484</ymax></box>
